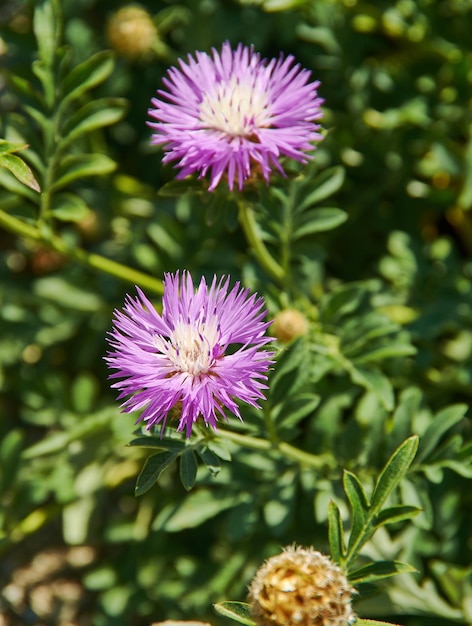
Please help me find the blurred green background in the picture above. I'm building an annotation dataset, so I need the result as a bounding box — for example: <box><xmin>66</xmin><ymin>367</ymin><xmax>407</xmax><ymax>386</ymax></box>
<box><xmin>1</xmin><ymin>0</ymin><xmax>472</xmax><ymax>624</ymax></box>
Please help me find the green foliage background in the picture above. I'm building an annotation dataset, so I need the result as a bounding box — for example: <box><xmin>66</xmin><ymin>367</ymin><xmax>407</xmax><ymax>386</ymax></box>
<box><xmin>1</xmin><ymin>0</ymin><xmax>472</xmax><ymax>624</ymax></box>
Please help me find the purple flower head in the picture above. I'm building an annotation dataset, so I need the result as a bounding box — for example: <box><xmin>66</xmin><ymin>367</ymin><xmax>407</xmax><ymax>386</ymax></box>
<box><xmin>105</xmin><ymin>271</ymin><xmax>274</xmax><ymax>437</ymax></box>
<box><xmin>148</xmin><ymin>41</ymin><xmax>324</xmax><ymax>191</ymax></box>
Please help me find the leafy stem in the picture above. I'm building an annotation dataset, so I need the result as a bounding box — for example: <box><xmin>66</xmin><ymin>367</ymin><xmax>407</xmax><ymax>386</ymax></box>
<box><xmin>216</xmin><ymin>428</ymin><xmax>335</xmax><ymax>471</ymax></box>
<box><xmin>238</xmin><ymin>199</ymin><xmax>285</xmax><ymax>284</ymax></box>
<box><xmin>0</xmin><ymin>207</ymin><xmax>164</xmax><ymax>294</ymax></box>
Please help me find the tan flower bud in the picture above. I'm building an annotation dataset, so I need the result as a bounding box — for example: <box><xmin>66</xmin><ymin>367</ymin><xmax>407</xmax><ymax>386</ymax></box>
<box><xmin>106</xmin><ymin>6</ymin><xmax>158</xmax><ymax>60</ymax></box>
<box><xmin>248</xmin><ymin>545</ymin><xmax>355</xmax><ymax>626</ymax></box>
<box><xmin>272</xmin><ymin>309</ymin><xmax>309</xmax><ymax>343</ymax></box>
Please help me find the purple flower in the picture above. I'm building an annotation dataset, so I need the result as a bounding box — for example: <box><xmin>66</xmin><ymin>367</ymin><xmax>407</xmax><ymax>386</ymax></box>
<box><xmin>105</xmin><ymin>272</ymin><xmax>274</xmax><ymax>437</ymax></box>
<box><xmin>148</xmin><ymin>41</ymin><xmax>324</xmax><ymax>191</ymax></box>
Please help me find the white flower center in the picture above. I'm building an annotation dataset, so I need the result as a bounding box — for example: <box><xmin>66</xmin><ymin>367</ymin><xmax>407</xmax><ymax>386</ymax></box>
<box><xmin>199</xmin><ymin>76</ymin><xmax>270</xmax><ymax>137</ymax></box>
<box><xmin>155</xmin><ymin>316</ymin><xmax>221</xmax><ymax>376</ymax></box>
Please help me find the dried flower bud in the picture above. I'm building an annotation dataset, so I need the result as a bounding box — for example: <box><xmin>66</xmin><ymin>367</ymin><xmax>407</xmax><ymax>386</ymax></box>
<box><xmin>248</xmin><ymin>545</ymin><xmax>355</xmax><ymax>626</ymax></box>
<box><xmin>272</xmin><ymin>309</ymin><xmax>309</xmax><ymax>343</ymax></box>
<box><xmin>106</xmin><ymin>6</ymin><xmax>157</xmax><ymax>60</ymax></box>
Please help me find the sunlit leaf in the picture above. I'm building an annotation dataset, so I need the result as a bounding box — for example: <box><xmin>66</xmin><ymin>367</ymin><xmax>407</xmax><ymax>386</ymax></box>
<box><xmin>349</xmin><ymin>560</ymin><xmax>417</xmax><ymax>584</ymax></box>
<box><xmin>213</xmin><ymin>602</ymin><xmax>255</xmax><ymax>626</ymax></box>
<box><xmin>60</xmin><ymin>51</ymin><xmax>114</xmax><ymax>107</ymax></box>
<box><xmin>0</xmin><ymin>153</ymin><xmax>40</xmax><ymax>192</ymax></box>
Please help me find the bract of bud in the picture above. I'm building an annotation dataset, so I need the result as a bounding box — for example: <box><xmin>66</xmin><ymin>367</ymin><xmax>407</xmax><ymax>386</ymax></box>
<box><xmin>248</xmin><ymin>545</ymin><xmax>355</xmax><ymax>626</ymax></box>
<box><xmin>272</xmin><ymin>308</ymin><xmax>309</xmax><ymax>343</ymax></box>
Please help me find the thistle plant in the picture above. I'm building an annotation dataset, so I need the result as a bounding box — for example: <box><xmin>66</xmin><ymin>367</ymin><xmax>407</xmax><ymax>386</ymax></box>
<box><xmin>1</xmin><ymin>1</ymin><xmax>472</xmax><ymax>625</ymax></box>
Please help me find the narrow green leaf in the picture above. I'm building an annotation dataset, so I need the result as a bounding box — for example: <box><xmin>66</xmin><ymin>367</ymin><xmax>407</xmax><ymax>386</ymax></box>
<box><xmin>50</xmin><ymin>192</ymin><xmax>90</xmax><ymax>222</ymax></box>
<box><xmin>51</xmin><ymin>153</ymin><xmax>116</xmax><ymax>191</ymax></box>
<box><xmin>370</xmin><ymin>436</ymin><xmax>419</xmax><ymax>515</ymax></box>
<box><xmin>293</xmin><ymin>207</ymin><xmax>348</xmax><ymax>239</ymax></box>
<box><xmin>297</xmin><ymin>166</ymin><xmax>345</xmax><ymax>211</ymax></box>
<box><xmin>128</xmin><ymin>436</ymin><xmax>186</xmax><ymax>451</ymax></box>
<box><xmin>416</xmin><ymin>404</ymin><xmax>468</xmax><ymax>463</ymax></box>
<box><xmin>373</xmin><ymin>505</ymin><xmax>421</xmax><ymax>528</ymax></box>
<box><xmin>197</xmin><ymin>446</ymin><xmax>221</xmax><ymax>475</ymax></box>
<box><xmin>33</xmin><ymin>0</ymin><xmax>59</xmax><ymax>68</ymax></box>
<box><xmin>328</xmin><ymin>500</ymin><xmax>345</xmax><ymax>564</ymax></box>
<box><xmin>163</xmin><ymin>490</ymin><xmax>242</xmax><ymax>531</ymax></box>
<box><xmin>349</xmin><ymin>560</ymin><xmax>417</xmax><ymax>584</ymax></box>
<box><xmin>0</xmin><ymin>153</ymin><xmax>40</xmax><ymax>192</ymax></box>
<box><xmin>157</xmin><ymin>178</ymin><xmax>206</xmax><ymax>196</ymax></box>
<box><xmin>180</xmin><ymin>449</ymin><xmax>198</xmax><ymax>491</ymax></box>
<box><xmin>207</xmin><ymin>440</ymin><xmax>232</xmax><ymax>462</ymax></box>
<box><xmin>320</xmin><ymin>284</ymin><xmax>365</xmax><ymax>322</ymax></box>
<box><xmin>213</xmin><ymin>602</ymin><xmax>255</xmax><ymax>626</ymax></box>
<box><xmin>344</xmin><ymin>470</ymin><xmax>369</xmax><ymax>548</ymax></box>
<box><xmin>353</xmin><ymin>343</ymin><xmax>417</xmax><ymax>364</ymax></box>
<box><xmin>349</xmin><ymin>366</ymin><xmax>394</xmax><ymax>412</ymax></box>
<box><xmin>60</xmin><ymin>51</ymin><xmax>114</xmax><ymax>106</ymax></box>
<box><xmin>0</xmin><ymin>139</ymin><xmax>29</xmax><ymax>155</ymax></box>
<box><xmin>354</xmin><ymin>617</ymin><xmax>399</xmax><ymax>626</ymax></box>
<box><xmin>59</xmin><ymin>98</ymin><xmax>128</xmax><ymax>149</ymax></box>
<box><xmin>135</xmin><ymin>451</ymin><xmax>179</xmax><ymax>496</ymax></box>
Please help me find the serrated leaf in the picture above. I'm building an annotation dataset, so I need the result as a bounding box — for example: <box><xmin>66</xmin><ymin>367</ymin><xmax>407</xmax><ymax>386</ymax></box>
<box><xmin>370</xmin><ymin>436</ymin><xmax>419</xmax><ymax>515</ymax></box>
<box><xmin>328</xmin><ymin>500</ymin><xmax>345</xmax><ymax>564</ymax></box>
<box><xmin>60</xmin><ymin>51</ymin><xmax>114</xmax><ymax>107</ymax></box>
<box><xmin>51</xmin><ymin>153</ymin><xmax>116</xmax><ymax>191</ymax></box>
<box><xmin>60</xmin><ymin>98</ymin><xmax>128</xmax><ymax>149</ymax></box>
<box><xmin>135</xmin><ymin>451</ymin><xmax>179</xmax><ymax>496</ymax></box>
<box><xmin>213</xmin><ymin>602</ymin><xmax>255</xmax><ymax>626</ymax></box>
<box><xmin>344</xmin><ymin>471</ymin><xmax>369</xmax><ymax>548</ymax></box>
<box><xmin>373</xmin><ymin>505</ymin><xmax>422</xmax><ymax>528</ymax></box>
<box><xmin>349</xmin><ymin>560</ymin><xmax>417</xmax><ymax>584</ymax></box>
<box><xmin>0</xmin><ymin>153</ymin><xmax>41</xmax><ymax>192</ymax></box>
<box><xmin>297</xmin><ymin>166</ymin><xmax>345</xmax><ymax>211</ymax></box>
<box><xmin>50</xmin><ymin>192</ymin><xmax>90</xmax><ymax>222</ymax></box>
<box><xmin>293</xmin><ymin>207</ymin><xmax>347</xmax><ymax>239</ymax></box>
<box><xmin>416</xmin><ymin>404</ymin><xmax>468</xmax><ymax>464</ymax></box>
<box><xmin>180</xmin><ymin>449</ymin><xmax>198</xmax><ymax>491</ymax></box>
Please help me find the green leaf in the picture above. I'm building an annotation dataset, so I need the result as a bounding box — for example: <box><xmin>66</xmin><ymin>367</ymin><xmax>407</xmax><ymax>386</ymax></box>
<box><xmin>0</xmin><ymin>153</ymin><xmax>40</xmax><ymax>192</ymax></box>
<box><xmin>157</xmin><ymin>178</ymin><xmax>206</xmax><ymax>196</ymax></box>
<box><xmin>293</xmin><ymin>207</ymin><xmax>348</xmax><ymax>238</ymax></box>
<box><xmin>320</xmin><ymin>284</ymin><xmax>365</xmax><ymax>322</ymax></box>
<box><xmin>135</xmin><ymin>451</ymin><xmax>179</xmax><ymax>496</ymax></box>
<box><xmin>349</xmin><ymin>366</ymin><xmax>394</xmax><ymax>411</ymax></box>
<box><xmin>213</xmin><ymin>602</ymin><xmax>255</xmax><ymax>626</ymax></box>
<box><xmin>50</xmin><ymin>192</ymin><xmax>90</xmax><ymax>222</ymax></box>
<box><xmin>60</xmin><ymin>98</ymin><xmax>128</xmax><ymax>149</ymax></box>
<box><xmin>207</xmin><ymin>440</ymin><xmax>232</xmax><ymax>462</ymax></box>
<box><xmin>51</xmin><ymin>153</ymin><xmax>116</xmax><ymax>191</ymax></box>
<box><xmin>33</xmin><ymin>0</ymin><xmax>59</xmax><ymax>68</ymax></box>
<box><xmin>373</xmin><ymin>505</ymin><xmax>422</xmax><ymax>528</ymax></box>
<box><xmin>0</xmin><ymin>139</ymin><xmax>29</xmax><ymax>155</ymax></box>
<box><xmin>344</xmin><ymin>470</ymin><xmax>369</xmax><ymax>547</ymax></box>
<box><xmin>297</xmin><ymin>166</ymin><xmax>345</xmax><ymax>211</ymax></box>
<box><xmin>416</xmin><ymin>404</ymin><xmax>468</xmax><ymax>463</ymax></box>
<box><xmin>353</xmin><ymin>618</ymin><xmax>399</xmax><ymax>626</ymax></box>
<box><xmin>276</xmin><ymin>392</ymin><xmax>321</xmax><ymax>430</ymax></box>
<box><xmin>128</xmin><ymin>436</ymin><xmax>186</xmax><ymax>451</ymax></box>
<box><xmin>349</xmin><ymin>560</ymin><xmax>417</xmax><ymax>584</ymax></box>
<box><xmin>370</xmin><ymin>436</ymin><xmax>419</xmax><ymax>515</ymax></box>
<box><xmin>162</xmin><ymin>490</ymin><xmax>242</xmax><ymax>531</ymax></box>
<box><xmin>197</xmin><ymin>446</ymin><xmax>221</xmax><ymax>475</ymax></box>
<box><xmin>60</xmin><ymin>51</ymin><xmax>114</xmax><ymax>107</ymax></box>
<box><xmin>353</xmin><ymin>343</ymin><xmax>416</xmax><ymax>364</ymax></box>
<box><xmin>0</xmin><ymin>429</ymin><xmax>24</xmax><ymax>490</ymax></box>
<box><xmin>180</xmin><ymin>449</ymin><xmax>198</xmax><ymax>491</ymax></box>
<box><xmin>328</xmin><ymin>500</ymin><xmax>345</xmax><ymax>564</ymax></box>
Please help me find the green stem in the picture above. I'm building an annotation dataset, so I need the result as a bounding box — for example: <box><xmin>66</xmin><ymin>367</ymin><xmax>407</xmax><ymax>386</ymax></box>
<box><xmin>238</xmin><ymin>200</ymin><xmax>285</xmax><ymax>283</ymax></box>
<box><xmin>0</xmin><ymin>208</ymin><xmax>164</xmax><ymax>295</ymax></box>
<box><xmin>217</xmin><ymin>428</ymin><xmax>335</xmax><ymax>471</ymax></box>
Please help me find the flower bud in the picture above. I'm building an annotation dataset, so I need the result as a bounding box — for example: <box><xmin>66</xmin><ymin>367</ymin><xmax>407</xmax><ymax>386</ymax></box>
<box><xmin>248</xmin><ymin>545</ymin><xmax>355</xmax><ymax>626</ymax></box>
<box><xmin>106</xmin><ymin>6</ymin><xmax>158</xmax><ymax>60</ymax></box>
<box><xmin>272</xmin><ymin>309</ymin><xmax>309</xmax><ymax>343</ymax></box>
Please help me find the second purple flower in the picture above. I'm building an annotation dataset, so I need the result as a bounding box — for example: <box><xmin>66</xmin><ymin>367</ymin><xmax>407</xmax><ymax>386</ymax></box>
<box><xmin>105</xmin><ymin>272</ymin><xmax>274</xmax><ymax>437</ymax></box>
<box><xmin>148</xmin><ymin>41</ymin><xmax>324</xmax><ymax>191</ymax></box>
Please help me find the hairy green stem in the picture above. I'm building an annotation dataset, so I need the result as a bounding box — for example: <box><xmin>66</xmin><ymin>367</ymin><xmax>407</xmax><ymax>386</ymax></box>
<box><xmin>217</xmin><ymin>428</ymin><xmax>335</xmax><ymax>471</ymax></box>
<box><xmin>238</xmin><ymin>200</ymin><xmax>285</xmax><ymax>283</ymax></box>
<box><xmin>0</xmin><ymin>208</ymin><xmax>164</xmax><ymax>295</ymax></box>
